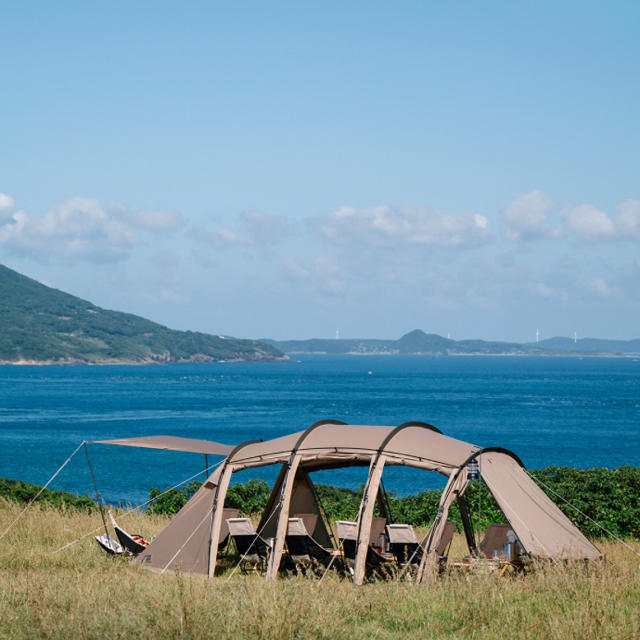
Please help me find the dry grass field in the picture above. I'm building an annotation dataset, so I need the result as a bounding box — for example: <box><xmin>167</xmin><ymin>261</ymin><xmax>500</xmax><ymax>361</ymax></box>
<box><xmin>1</xmin><ymin>498</ymin><xmax>638</xmax><ymax>640</ymax></box>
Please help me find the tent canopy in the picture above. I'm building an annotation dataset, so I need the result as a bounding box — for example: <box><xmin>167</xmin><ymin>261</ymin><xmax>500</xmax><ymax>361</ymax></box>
<box><xmin>93</xmin><ymin>435</ymin><xmax>234</xmax><ymax>456</ymax></box>
<box><xmin>126</xmin><ymin>420</ymin><xmax>601</xmax><ymax>584</ymax></box>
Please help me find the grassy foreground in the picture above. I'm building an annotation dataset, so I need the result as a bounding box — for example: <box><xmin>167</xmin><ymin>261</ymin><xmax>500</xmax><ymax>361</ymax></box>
<box><xmin>1</xmin><ymin>499</ymin><xmax>638</xmax><ymax>640</ymax></box>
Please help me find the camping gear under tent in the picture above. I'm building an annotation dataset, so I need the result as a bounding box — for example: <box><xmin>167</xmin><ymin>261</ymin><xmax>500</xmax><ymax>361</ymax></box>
<box><xmin>96</xmin><ymin>420</ymin><xmax>602</xmax><ymax>584</ymax></box>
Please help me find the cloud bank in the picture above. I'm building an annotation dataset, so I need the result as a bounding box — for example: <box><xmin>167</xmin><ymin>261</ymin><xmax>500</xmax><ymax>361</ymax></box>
<box><xmin>197</xmin><ymin>211</ymin><xmax>288</xmax><ymax>249</ymax></box>
<box><xmin>503</xmin><ymin>190</ymin><xmax>640</xmax><ymax>242</ymax></box>
<box><xmin>317</xmin><ymin>205</ymin><xmax>491</xmax><ymax>249</ymax></box>
<box><xmin>0</xmin><ymin>193</ymin><xmax>181</xmax><ymax>263</ymax></box>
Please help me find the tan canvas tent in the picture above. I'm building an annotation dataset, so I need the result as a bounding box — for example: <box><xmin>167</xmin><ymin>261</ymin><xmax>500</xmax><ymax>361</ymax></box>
<box><xmin>101</xmin><ymin>420</ymin><xmax>601</xmax><ymax>584</ymax></box>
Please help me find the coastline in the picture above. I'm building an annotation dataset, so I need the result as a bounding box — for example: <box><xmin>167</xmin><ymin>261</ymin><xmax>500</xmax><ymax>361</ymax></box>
<box><xmin>0</xmin><ymin>355</ymin><xmax>292</xmax><ymax>366</ymax></box>
<box><xmin>282</xmin><ymin>351</ymin><xmax>638</xmax><ymax>358</ymax></box>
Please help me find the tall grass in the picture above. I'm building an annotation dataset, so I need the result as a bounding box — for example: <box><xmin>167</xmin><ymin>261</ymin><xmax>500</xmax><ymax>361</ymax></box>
<box><xmin>1</xmin><ymin>498</ymin><xmax>638</xmax><ymax>639</ymax></box>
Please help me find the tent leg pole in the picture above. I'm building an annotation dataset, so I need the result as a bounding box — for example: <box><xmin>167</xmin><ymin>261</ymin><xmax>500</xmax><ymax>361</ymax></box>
<box><xmin>456</xmin><ymin>494</ymin><xmax>478</xmax><ymax>556</ymax></box>
<box><xmin>84</xmin><ymin>443</ymin><xmax>110</xmax><ymax>544</ymax></box>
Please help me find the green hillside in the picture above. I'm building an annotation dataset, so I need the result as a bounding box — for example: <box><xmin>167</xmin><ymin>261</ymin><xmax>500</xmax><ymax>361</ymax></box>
<box><xmin>266</xmin><ymin>330</ymin><xmax>548</xmax><ymax>356</ymax></box>
<box><xmin>0</xmin><ymin>264</ymin><xmax>284</xmax><ymax>364</ymax></box>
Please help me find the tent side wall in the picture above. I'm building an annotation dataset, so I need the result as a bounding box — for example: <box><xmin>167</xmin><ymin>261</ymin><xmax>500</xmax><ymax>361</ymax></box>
<box><xmin>478</xmin><ymin>450</ymin><xmax>602</xmax><ymax>560</ymax></box>
<box><xmin>259</xmin><ymin>468</ymin><xmax>332</xmax><ymax>547</ymax></box>
<box><xmin>133</xmin><ymin>480</ymin><xmax>216</xmax><ymax>576</ymax></box>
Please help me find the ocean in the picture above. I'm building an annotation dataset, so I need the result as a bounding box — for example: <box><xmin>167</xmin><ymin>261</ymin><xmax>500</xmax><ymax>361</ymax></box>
<box><xmin>1</xmin><ymin>355</ymin><xmax>638</xmax><ymax>505</ymax></box>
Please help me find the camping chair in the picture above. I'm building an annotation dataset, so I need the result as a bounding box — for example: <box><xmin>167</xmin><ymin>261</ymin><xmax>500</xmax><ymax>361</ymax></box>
<box><xmin>434</xmin><ymin>520</ymin><xmax>456</xmax><ymax>562</ymax></box>
<box><xmin>285</xmin><ymin>517</ymin><xmax>333</xmax><ymax>575</ymax></box>
<box><xmin>387</xmin><ymin>523</ymin><xmax>420</xmax><ymax>567</ymax></box>
<box><xmin>95</xmin><ymin>533</ymin><xmax>123</xmax><ymax>555</ymax></box>
<box><xmin>336</xmin><ymin>520</ymin><xmax>394</xmax><ymax>580</ymax></box>
<box><xmin>227</xmin><ymin>517</ymin><xmax>272</xmax><ymax>573</ymax></box>
<box><xmin>109</xmin><ymin>510</ymin><xmax>150</xmax><ymax>555</ymax></box>
<box><xmin>387</xmin><ymin>521</ymin><xmax>455</xmax><ymax>569</ymax></box>
<box><xmin>369</xmin><ymin>517</ymin><xmax>387</xmax><ymax>551</ymax></box>
<box><xmin>217</xmin><ymin>508</ymin><xmax>240</xmax><ymax>553</ymax></box>
<box><xmin>478</xmin><ymin>524</ymin><xmax>514</xmax><ymax>559</ymax></box>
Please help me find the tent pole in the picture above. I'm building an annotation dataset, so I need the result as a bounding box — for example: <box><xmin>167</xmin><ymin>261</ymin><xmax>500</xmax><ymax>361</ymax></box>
<box><xmin>456</xmin><ymin>494</ymin><xmax>478</xmax><ymax>556</ymax></box>
<box><xmin>265</xmin><ymin>454</ymin><xmax>302</xmax><ymax>580</ymax></box>
<box><xmin>380</xmin><ymin>479</ymin><xmax>393</xmax><ymax>523</ymax></box>
<box><xmin>353</xmin><ymin>455</ymin><xmax>386</xmax><ymax>585</ymax></box>
<box><xmin>206</xmin><ymin>464</ymin><xmax>234</xmax><ymax>577</ymax></box>
<box><xmin>83</xmin><ymin>443</ymin><xmax>110</xmax><ymax>544</ymax></box>
<box><xmin>477</xmin><ymin>459</ymin><xmax>482</xmax><ymax>545</ymax></box>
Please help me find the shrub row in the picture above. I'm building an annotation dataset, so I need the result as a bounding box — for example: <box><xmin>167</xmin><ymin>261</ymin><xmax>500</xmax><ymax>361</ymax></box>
<box><xmin>147</xmin><ymin>466</ymin><xmax>640</xmax><ymax>539</ymax></box>
<box><xmin>0</xmin><ymin>477</ymin><xmax>96</xmax><ymax>512</ymax></box>
<box><xmin>3</xmin><ymin>466</ymin><xmax>639</xmax><ymax>539</ymax></box>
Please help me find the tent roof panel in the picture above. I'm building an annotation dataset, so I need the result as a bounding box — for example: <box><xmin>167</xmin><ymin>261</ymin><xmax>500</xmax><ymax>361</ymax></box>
<box><xmin>385</xmin><ymin>426</ymin><xmax>479</xmax><ymax>468</ymax></box>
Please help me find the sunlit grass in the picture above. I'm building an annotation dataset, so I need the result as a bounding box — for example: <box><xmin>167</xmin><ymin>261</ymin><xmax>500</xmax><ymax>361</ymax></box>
<box><xmin>1</xmin><ymin>498</ymin><xmax>638</xmax><ymax>639</ymax></box>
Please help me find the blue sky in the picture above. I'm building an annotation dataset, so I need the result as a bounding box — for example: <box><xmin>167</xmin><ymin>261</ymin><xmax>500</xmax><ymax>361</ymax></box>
<box><xmin>1</xmin><ymin>1</ymin><xmax>639</xmax><ymax>341</ymax></box>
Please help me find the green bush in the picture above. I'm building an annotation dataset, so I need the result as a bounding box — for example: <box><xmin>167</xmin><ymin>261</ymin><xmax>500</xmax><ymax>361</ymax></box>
<box><xmin>147</xmin><ymin>480</ymin><xmax>202</xmax><ymax>515</ymax></box>
<box><xmin>145</xmin><ymin>466</ymin><xmax>640</xmax><ymax>540</ymax></box>
<box><xmin>530</xmin><ymin>466</ymin><xmax>640</xmax><ymax>539</ymax></box>
<box><xmin>3</xmin><ymin>465</ymin><xmax>639</xmax><ymax>540</ymax></box>
<box><xmin>0</xmin><ymin>477</ymin><xmax>96</xmax><ymax>512</ymax></box>
<box><xmin>225</xmin><ymin>478</ymin><xmax>273</xmax><ymax>515</ymax></box>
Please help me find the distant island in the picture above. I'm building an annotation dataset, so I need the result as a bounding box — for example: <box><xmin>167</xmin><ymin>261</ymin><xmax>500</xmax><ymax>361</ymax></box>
<box><xmin>264</xmin><ymin>329</ymin><xmax>640</xmax><ymax>357</ymax></box>
<box><xmin>0</xmin><ymin>264</ymin><xmax>285</xmax><ymax>364</ymax></box>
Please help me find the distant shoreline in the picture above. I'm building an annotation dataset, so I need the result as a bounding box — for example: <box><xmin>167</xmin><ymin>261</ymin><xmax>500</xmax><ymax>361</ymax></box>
<box><xmin>282</xmin><ymin>351</ymin><xmax>638</xmax><ymax>358</ymax></box>
<box><xmin>0</xmin><ymin>355</ymin><xmax>291</xmax><ymax>366</ymax></box>
<box><xmin>4</xmin><ymin>353</ymin><xmax>634</xmax><ymax>365</ymax></box>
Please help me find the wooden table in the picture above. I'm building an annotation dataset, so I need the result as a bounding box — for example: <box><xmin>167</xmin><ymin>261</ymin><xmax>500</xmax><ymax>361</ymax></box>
<box><xmin>448</xmin><ymin>557</ymin><xmax>514</xmax><ymax>577</ymax></box>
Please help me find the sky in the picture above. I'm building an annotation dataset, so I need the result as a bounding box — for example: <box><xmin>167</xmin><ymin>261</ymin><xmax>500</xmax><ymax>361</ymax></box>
<box><xmin>1</xmin><ymin>1</ymin><xmax>639</xmax><ymax>342</ymax></box>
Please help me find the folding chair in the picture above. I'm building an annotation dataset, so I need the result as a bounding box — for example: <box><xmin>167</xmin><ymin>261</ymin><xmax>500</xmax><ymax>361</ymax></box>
<box><xmin>336</xmin><ymin>520</ymin><xmax>394</xmax><ymax>580</ymax></box>
<box><xmin>387</xmin><ymin>521</ymin><xmax>455</xmax><ymax>573</ymax></box>
<box><xmin>227</xmin><ymin>517</ymin><xmax>272</xmax><ymax>573</ymax></box>
<box><xmin>285</xmin><ymin>517</ymin><xmax>333</xmax><ymax>575</ymax></box>
<box><xmin>478</xmin><ymin>524</ymin><xmax>513</xmax><ymax>559</ymax></box>
<box><xmin>217</xmin><ymin>508</ymin><xmax>240</xmax><ymax>552</ymax></box>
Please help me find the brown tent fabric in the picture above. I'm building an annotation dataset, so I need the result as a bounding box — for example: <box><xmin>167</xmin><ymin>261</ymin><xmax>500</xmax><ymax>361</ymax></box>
<box><xmin>134</xmin><ymin>480</ymin><xmax>215</xmax><ymax>576</ymax></box>
<box><xmin>130</xmin><ymin>420</ymin><xmax>602</xmax><ymax>582</ymax></box>
<box><xmin>259</xmin><ymin>469</ymin><xmax>332</xmax><ymax>547</ymax></box>
<box><xmin>93</xmin><ymin>435</ymin><xmax>234</xmax><ymax>456</ymax></box>
<box><xmin>478</xmin><ymin>450</ymin><xmax>601</xmax><ymax>560</ymax></box>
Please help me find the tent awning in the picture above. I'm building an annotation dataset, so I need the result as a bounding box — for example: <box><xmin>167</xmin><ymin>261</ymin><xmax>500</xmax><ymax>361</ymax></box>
<box><xmin>92</xmin><ymin>435</ymin><xmax>234</xmax><ymax>456</ymax></box>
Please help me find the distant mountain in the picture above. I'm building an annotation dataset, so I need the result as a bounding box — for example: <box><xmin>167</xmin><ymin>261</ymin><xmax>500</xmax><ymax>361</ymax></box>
<box><xmin>395</xmin><ymin>330</ymin><xmax>453</xmax><ymax>354</ymax></box>
<box><xmin>266</xmin><ymin>329</ymin><xmax>640</xmax><ymax>356</ymax></box>
<box><xmin>0</xmin><ymin>264</ymin><xmax>285</xmax><ymax>364</ymax></box>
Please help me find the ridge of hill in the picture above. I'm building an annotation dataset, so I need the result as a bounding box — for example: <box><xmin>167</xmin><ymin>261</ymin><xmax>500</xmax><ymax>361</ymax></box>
<box><xmin>0</xmin><ymin>264</ymin><xmax>285</xmax><ymax>364</ymax></box>
<box><xmin>265</xmin><ymin>329</ymin><xmax>640</xmax><ymax>356</ymax></box>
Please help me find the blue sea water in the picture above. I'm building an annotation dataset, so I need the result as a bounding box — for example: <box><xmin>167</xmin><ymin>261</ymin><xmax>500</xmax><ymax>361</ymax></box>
<box><xmin>0</xmin><ymin>355</ymin><xmax>638</xmax><ymax>505</ymax></box>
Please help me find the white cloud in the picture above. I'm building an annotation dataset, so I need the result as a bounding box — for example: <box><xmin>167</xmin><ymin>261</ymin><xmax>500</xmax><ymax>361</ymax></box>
<box><xmin>0</xmin><ymin>196</ymin><xmax>180</xmax><ymax>263</ymax></box>
<box><xmin>317</xmin><ymin>204</ymin><xmax>491</xmax><ymax>248</ymax></box>
<box><xmin>531</xmin><ymin>282</ymin><xmax>554</xmax><ymax>299</ymax></box>
<box><xmin>281</xmin><ymin>255</ymin><xmax>345</xmax><ymax>295</ymax></box>
<box><xmin>502</xmin><ymin>190</ymin><xmax>561</xmax><ymax>241</ymax></box>
<box><xmin>616</xmin><ymin>199</ymin><xmax>640</xmax><ymax>238</ymax></box>
<box><xmin>0</xmin><ymin>192</ymin><xmax>15</xmax><ymax>219</ymax></box>
<box><xmin>588</xmin><ymin>276</ymin><xmax>612</xmax><ymax>297</ymax></box>
<box><xmin>109</xmin><ymin>202</ymin><xmax>182</xmax><ymax>231</ymax></box>
<box><xmin>199</xmin><ymin>211</ymin><xmax>288</xmax><ymax>249</ymax></box>
<box><xmin>563</xmin><ymin>204</ymin><xmax>616</xmax><ymax>239</ymax></box>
